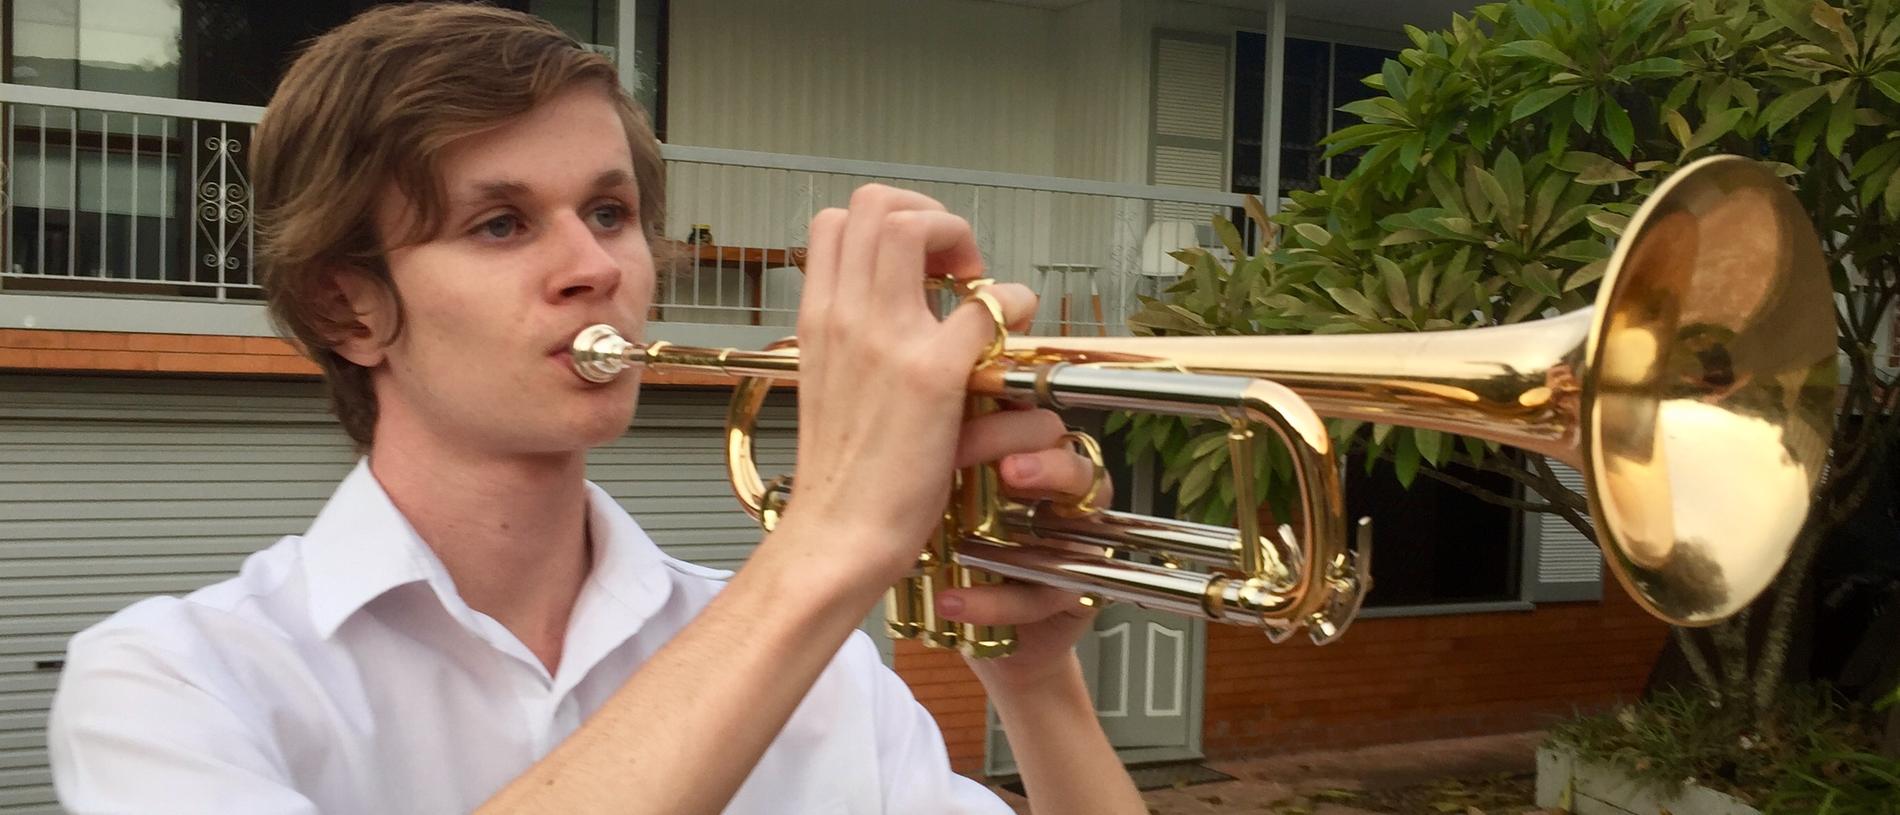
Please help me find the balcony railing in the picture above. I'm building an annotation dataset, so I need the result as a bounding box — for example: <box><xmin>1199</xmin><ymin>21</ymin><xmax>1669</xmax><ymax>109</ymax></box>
<box><xmin>0</xmin><ymin>84</ymin><xmax>1259</xmax><ymax>335</ymax></box>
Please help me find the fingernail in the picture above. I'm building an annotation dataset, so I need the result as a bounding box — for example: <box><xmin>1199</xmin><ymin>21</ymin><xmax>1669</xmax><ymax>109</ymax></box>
<box><xmin>937</xmin><ymin>593</ymin><xmax>964</xmax><ymax>616</ymax></box>
<box><xmin>1009</xmin><ymin>455</ymin><xmax>1041</xmax><ymax>480</ymax></box>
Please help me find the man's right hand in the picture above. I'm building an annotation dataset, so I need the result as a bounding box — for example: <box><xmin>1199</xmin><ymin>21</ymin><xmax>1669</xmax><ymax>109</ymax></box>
<box><xmin>771</xmin><ymin>184</ymin><xmax>1035</xmax><ymax>598</ymax></box>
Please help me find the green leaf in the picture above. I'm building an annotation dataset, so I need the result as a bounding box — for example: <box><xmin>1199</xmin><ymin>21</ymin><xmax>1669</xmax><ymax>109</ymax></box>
<box><xmin>1565</xmin><ymin>259</ymin><xmax>1609</xmax><ymax>291</ymax></box>
<box><xmin>1393</xmin><ymin>431</ymin><xmax>1421</xmax><ymax>488</ymax></box>
<box><xmin>1432</xmin><ymin>246</ymin><xmax>1477</xmax><ymax>313</ymax></box>
<box><xmin>1761</xmin><ymin>84</ymin><xmax>1830</xmax><ymax>135</ymax></box>
<box><xmin>1380</xmin><ymin>228</ymin><xmax>1436</xmax><ymax>246</ymax></box>
<box><xmin>1504</xmin><ymin>288</ymin><xmax>1547</xmax><ymax>323</ymax></box>
<box><xmin>1178</xmin><ymin>455</ymin><xmax>1217</xmax><ymax>509</ymax></box>
<box><xmin>1687</xmin><ymin>106</ymin><xmax>1747</xmax><ymax>152</ymax></box>
<box><xmin>1602</xmin><ymin>98</ymin><xmax>1635</xmax><ymax>158</ymax></box>
<box><xmin>1527</xmin><ymin>172</ymin><xmax>1569</xmax><ymax>242</ymax></box>
<box><xmin>1872</xmin><ymin>72</ymin><xmax>1900</xmax><ymax>106</ymax></box>
<box><xmin>1762</xmin><ymin>0</ymin><xmax>1834</xmax><ymax>47</ymax></box>
<box><xmin>1587</xmin><ymin>210</ymin><xmax>1631</xmax><ymax>234</ymax></box>
<box><xmin>1104</xmin><ymin>410</ymin><xmax>1130</xmax><ymax>436</ymax></box>
<box><xmin>1559</xmin><ymin>151</ymin><xmax>1640</xmax><ymax>184</ymax></box>
<box><xmin>1414</xmin><ymin>429</ymin><xmax>1446</xmax><ymax>466</ymax></box>
<box><xmin>1321</xmin><ymin>123</ymin><xmax>1407</xmax><ymax>155</ymax></box>
<box><xmin>1886</xmin><ymin>165</ymin><xmax>1900</xmax><ymax>216</ymax></box>
<box><xmin>1512</xmin><ymin>86</ymin><xmax>1572</xmax><ymax>121</ymax></box>
<box><xmin>1382</xmin><ymin>59</ymin><xmax>1409</xmax><ymax>106</ymax></box>
<box><xmin>1398</xmin><ymin>134</ymin><xmax>1426</xmax><ymax>171</ymax></box>
<box><xmin>1293</xmin><ymin>223</ymin><xmax>1335</xmax><ymax>247</ymax></box>
<box><xmin>1327</xmin><ymin>287</ymin><xmax>1382</xmax><ymax>319</ymax></box>
<box><xmin>1661</xmin><ymin>77</ymin><xmax>1697</xmax><ymax>115</ymax></box>
<box><xmin>1809</xmin><ymin>0</ymin><xmax>1858</xmax><ymax>56</ymax></box>
<box><xmin>1609</xmin><ymin>57</ymin><xmax>1686</xmax><ymax>82</ymax></box>
<box><xmin>1415</xmin><ymin>260</ymin><xmax>1439</xmax><ymax>312</ymax></box>
<box><xmin>1664</xmin><ymin>109</ymin><xmax>1693</xmax><ymax>149</ymax></box>
<box><xmin>1376</xmin><ymin>255</ymin><xmax>1413</xmax><ymax>315</ymax></box>
<box><xmin>1521</xmin><ymin>262</ymin><xmax>1563</xmax><ymax>297</ymax></box>
<box><xmin>1495</xmin><ymin>40</ymin><xmax>1579</xmax><ymax>70</ymax></box>
<box><xmin>1213</xmin><ymin>216</ymin><xmax>1247</xmax><ymax>261</ymax></box>
<box><xmin>1473</xmin><ymin>165</ymin><xmax>1510</xmax><ymax>221</ymax></box>
<box><xmin>1574</xmin><ymin>90</ymin><xmax>1600</xmax><ymax>133</ymax></box>
<box><xmin>1825</xmin><ymin>87</ymin><xmax>1858</xmax><ymax>158</ymax></box>
<box><xmin>1494</xmin><ymin>149</ymin><xmax>1525</xmax><ymax>226</ymax></box>
<box><xmin>1188</xmin><ymin>430</ymin><xmax>1230</xmax><ymax>460</ymax></box>
<box><xmin>1793</xmin><ymin>103</ymin><xmax>1828</xmax><ymax>166</ymax></box>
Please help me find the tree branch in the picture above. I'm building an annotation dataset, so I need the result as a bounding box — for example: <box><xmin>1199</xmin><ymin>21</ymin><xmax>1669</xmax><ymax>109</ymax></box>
<box><xmin>1673</xmin><ymin>627</ymin><xmax>1722</xmax><ymax>698</ymax></box>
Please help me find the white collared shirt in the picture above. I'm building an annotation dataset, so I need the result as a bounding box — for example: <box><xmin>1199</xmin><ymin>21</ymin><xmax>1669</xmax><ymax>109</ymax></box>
<box><xmin>47</xmin><ymin>461</ymin><xmax>1008</xmax><ymax>814</ymax></box>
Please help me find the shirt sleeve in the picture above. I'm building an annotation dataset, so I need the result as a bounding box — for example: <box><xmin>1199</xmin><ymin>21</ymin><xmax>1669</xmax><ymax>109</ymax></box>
<box><xmin>862</xmin><ymin>636</ymin><xmax>1015</xmax><ymax>815</ymax></box>
<box><xmin>47</xmin><ymin>613</ymin><xmax>321</xmax><ymax>815</ymax></box>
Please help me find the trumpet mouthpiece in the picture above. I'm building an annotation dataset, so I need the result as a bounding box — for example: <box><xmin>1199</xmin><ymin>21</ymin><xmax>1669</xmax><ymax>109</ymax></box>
<box><xmin>570</xmin><ymin>323</ymin><xmax>637</xmax><ymax>383</ymax></box>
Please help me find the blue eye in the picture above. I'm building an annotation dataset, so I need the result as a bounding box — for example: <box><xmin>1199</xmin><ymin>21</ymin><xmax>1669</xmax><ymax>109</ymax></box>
<box><xmin>479</xmin><ymin>214</ymin><xmax>522</xmax><ymax>239</ymax></box>
<box><xmin>590</xmin><ymin>204</ymin><xmax>629</xmax><ymax>230</ymax></box>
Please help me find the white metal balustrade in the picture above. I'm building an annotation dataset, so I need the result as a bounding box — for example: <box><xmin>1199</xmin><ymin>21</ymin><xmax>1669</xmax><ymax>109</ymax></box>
<box><xmin>0</xmin><ymin>83</ymin><xmax>1258</xmax><ymax>335</ymax></box>
<box><xmin>0</xmin><ymin>84</ymin><xmax>261</xmax><ymax>301</ymax></box>
<box><xmin>661</xmin><ymin>146</ymin><xmax>1258</xmax><ymax>335</ymax></box>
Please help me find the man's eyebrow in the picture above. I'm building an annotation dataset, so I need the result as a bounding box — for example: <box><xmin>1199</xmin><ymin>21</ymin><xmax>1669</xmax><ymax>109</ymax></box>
<box><xmin>592</xmin><ymin>168</ymin><xmax>636</xmax><ymax>191</ymax></box>
<box><xmin>450</xmin><ymin>171</ymin><xmax>635</xmax><ymax>210</ymax></box>
<box><xmin>452</xmin><ymin>179</ymin><xmax>531</xmax><ymax>210</ymax></box>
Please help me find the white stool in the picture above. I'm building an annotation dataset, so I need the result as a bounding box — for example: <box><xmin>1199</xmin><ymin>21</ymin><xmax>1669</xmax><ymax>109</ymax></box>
<box><xmin>1033</xmin><ymin>263</ymin><xmax>1105</xmax><ymax>336</ymax></box>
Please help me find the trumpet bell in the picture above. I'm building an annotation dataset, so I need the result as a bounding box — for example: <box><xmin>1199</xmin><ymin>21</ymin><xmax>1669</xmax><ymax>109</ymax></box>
<box><xmin>1582</xmin><ymin>155</ymin><xmax>1835</xmax><ymax>625</ymax></box>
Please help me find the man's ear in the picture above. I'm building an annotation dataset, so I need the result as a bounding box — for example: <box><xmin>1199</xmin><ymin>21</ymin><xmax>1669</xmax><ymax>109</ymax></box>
<box><xmin>320</xmin><ymin>267</ymin><xmax>398</xmax><ymax>368</ymax></box>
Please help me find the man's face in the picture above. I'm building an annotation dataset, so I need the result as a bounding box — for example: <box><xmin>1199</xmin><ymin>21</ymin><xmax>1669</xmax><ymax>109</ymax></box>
<box><xmin>352</xmin><ymin>84</ymin><xmax>654</xmax><ymax>458</ymax></box>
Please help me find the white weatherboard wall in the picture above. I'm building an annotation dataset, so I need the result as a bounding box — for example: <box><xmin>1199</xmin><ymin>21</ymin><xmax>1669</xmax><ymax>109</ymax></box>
<box><xmin>659</xmin><ymin>0</ymin><xmax>1268</xmax><ymax>329</ymax></box>
<box><xmin>664</xmin><ymin>0</ymin><xmax>1072</xmax><ymax>315</ymax></box>
<box><xmin>668</xmin><ymin>0</ymin><xmax>1061</xmax><ymax>174</ymax></box>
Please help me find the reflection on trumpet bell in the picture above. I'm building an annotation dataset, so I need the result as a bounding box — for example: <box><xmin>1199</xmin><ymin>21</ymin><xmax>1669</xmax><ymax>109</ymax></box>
<box><xmin>570</xmin><ymin>155</ymin><xmax>1838</xmax><ymax>656</ymax></box>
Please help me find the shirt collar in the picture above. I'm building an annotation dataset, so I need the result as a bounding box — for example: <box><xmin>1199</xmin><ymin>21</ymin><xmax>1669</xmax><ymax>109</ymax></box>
<box><xmin>302</xmin><ymin>460</ymin><xmax>677</xmax><ymax>647</ymax></box>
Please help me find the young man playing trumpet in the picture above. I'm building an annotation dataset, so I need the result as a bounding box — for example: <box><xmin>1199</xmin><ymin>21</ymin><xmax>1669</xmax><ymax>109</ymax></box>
<box><xmin>46</xmin><ymin>4</ymin><xmax>1144</xmax><ymax>814</ymax></box>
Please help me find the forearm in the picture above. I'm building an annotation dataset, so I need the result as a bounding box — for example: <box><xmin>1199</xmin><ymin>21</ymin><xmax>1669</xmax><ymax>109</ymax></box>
<box><xmin>478</xmin><ymin>520</ymin><xmax>884</xmax><ymax>815</ymax></box>
<box><xmin>988</xmin><ymin>657</ymin><xmax>1145</xmax><ymax>815</ymax></box>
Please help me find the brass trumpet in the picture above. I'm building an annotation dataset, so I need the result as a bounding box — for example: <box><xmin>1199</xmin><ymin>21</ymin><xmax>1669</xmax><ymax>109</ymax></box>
<box><xmin>572</xmin><ymin>155</ymin><xmax>1838</xmax><ymax>657</ymax></box>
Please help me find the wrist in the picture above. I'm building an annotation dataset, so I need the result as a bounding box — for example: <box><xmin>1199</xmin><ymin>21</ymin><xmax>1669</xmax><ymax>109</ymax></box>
<box><xmin>978</xmin><ymin>650</ymin><xmax>1089</xmax><ymax>712</ymax></box>
<box><xmin>985</xmin><ymin>658</ymin><xmax>1103</xmax><ymax>744</ymax></box>
<box><xmin>749</xmin><ymin>511</ymin><xmax>910</xmax><ymax>612</ymax></box>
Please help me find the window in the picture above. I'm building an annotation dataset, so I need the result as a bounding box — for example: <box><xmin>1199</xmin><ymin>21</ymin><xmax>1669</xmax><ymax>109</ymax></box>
<box><xmin>1345</xmin><ymin>452</ymin><xmax>1523</xmax><ymax>609</ymax></box>
<box><xmin>1276</xmin><ymin>37</ymin><xmax>1398</xmax><ymax>196</ymax></box>
<box><xmin>6</xmin><ymin>1</ymin><xmax>664</xmax><ymax>110</ymax></box>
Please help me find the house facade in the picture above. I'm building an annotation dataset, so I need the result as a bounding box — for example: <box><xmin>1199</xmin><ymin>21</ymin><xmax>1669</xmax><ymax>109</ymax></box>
<box><xmin>0</xmin><ymin>0</ymin><xmax>1667</xmax><ymax>810</ymax></box>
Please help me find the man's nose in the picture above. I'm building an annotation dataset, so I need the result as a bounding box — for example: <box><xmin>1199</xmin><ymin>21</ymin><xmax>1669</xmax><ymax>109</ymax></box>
<box><xmin>545</xmin><ymin>213</ymin><xmax>621</xmax><ymax>301</ymax></box>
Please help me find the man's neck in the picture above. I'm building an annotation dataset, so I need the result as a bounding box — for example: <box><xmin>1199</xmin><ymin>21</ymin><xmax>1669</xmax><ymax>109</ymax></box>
<box><xmin>367</xmin><ymin>427</ymin><xmax>593</xmax><ymax>675</ymax></box>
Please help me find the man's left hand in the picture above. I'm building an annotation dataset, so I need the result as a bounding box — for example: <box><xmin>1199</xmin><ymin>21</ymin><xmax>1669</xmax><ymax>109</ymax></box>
<box><xmin>935</xmin><ymin>402</ymin><xmax>1112</xmax><ymax>692</ymax></box>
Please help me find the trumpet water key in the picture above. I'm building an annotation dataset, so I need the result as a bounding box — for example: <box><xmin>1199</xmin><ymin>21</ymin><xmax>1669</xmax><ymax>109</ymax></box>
<box><xmin>571</xmin><ymin>155</ymin><xmax>1839</xmax><ymax>657</ymax></box>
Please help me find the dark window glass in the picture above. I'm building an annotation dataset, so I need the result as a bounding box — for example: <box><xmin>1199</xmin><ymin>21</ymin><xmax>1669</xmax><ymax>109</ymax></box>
<box><xmin>1326</xmin><ymin>43</ymin><xmax>1395</xmax><ymax>180</ymax></box>
<box><xmin>1276</xmin><ymin>37</ymin><xmax>1329</xmax><ymax>196</ymax></box>
<box><xmin>1347</xmin><ymin>451</ymin><xmax>1521</xmax><ymax>607</ymax></box>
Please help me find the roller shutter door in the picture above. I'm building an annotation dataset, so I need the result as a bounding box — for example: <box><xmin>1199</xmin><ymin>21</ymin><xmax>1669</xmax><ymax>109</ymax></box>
<box><xmin>0</xmin><ymin>374</ymin><xmax>793</xmax><ymax>813</ymax></box>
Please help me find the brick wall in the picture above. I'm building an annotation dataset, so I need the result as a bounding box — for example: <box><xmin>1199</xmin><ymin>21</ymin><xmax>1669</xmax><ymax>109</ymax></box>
<box><xmin>0</xmin><ymin>328</ymin><xmax>321</xmax><ymax>376</ymax></box>
<box><xmin>1201</xmin><ymin>582</ymin><xmax>1666</xmax><ymax>757</ymax></box>
<box><xmin>892</xmin><ymin>638</ymin><xmax>991</xmax><ymax>775</ymax></box>
<box><xmin>894</xmin><ymin>581</ymin><xmax>1666</xmax><ymax>776</ymax></box>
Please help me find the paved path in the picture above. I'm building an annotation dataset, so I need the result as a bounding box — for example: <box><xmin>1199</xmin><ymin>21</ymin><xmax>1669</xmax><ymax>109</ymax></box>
<box><xmin>989</xmin><ymin>730</ymin><xmax>1554</xmax><ymax>814</ymax></box>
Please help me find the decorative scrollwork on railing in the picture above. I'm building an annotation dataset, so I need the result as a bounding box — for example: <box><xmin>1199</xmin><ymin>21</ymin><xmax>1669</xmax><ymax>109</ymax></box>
<box><xmin>193</xmin><ymin>129</ymin><xmax>253</xmax><ymax>284</ymax></box>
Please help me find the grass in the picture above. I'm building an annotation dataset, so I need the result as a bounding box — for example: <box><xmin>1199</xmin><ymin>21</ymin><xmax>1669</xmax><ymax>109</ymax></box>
<box><xmin>1547</xmin><ymin>686</ymin><xmax>1898</xmax><ymax>813</ymax></box>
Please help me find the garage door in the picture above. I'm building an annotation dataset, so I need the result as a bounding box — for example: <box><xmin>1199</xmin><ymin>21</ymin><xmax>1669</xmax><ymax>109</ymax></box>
<box><xmin>0</xmin><ymin>374</ymin><xmax>794</xmax><ymax>814</ymax></box>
